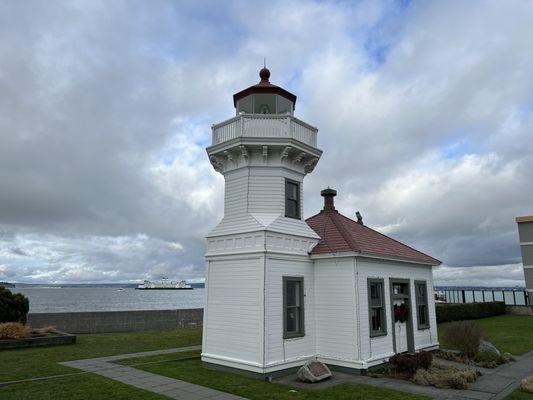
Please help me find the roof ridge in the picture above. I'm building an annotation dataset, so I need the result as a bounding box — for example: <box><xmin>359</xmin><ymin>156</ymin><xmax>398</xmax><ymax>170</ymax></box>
<box><xmin>335</xmin><ymin>212</ymin><xmax>441</xmax><ymax>264</ymax></box>
<box><xmin>329</xmin><ymin>211</ymin><xmax>361</xmax><ymax>252</ymax></box>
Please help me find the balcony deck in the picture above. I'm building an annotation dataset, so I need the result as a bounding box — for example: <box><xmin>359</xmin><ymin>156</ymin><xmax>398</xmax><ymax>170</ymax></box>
<box><xmin>212</xmin><ymin>114</ymin><xmax>317</xmax><ymax>147</ymax></box>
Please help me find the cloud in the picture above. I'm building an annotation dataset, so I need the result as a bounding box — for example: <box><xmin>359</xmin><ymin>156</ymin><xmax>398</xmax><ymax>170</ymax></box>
<box><xmin>0</xmin><ymin>0</ymin><xmax>530</xmax><ymax>285</ymax></box>
<box><xmin>434</xmin><ymin>264</ymin><xmax>525</xmax><ymax>287</ymax></box>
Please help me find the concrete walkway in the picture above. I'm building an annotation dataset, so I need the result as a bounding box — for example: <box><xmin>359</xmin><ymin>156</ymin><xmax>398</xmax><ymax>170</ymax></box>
<box><xmin>61</xmin><ymin>346</ymin><xmax>533</xmax><ymax>400</ymax></box>
<box><xmin>60</xmin><ymin>345</ymin><xmax>245</xmax><ymax>400</ymax></box>
<box><xmin>277</xmin><ymin>351</ymin><xmax>533</xmax><ymax>399</ymax></box>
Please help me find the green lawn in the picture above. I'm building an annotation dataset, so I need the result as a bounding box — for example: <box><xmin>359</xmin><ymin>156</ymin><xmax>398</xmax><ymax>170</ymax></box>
<box><xmin>3</xmin><ymin>315</ymin><xmax>531</xmax><ymax>400</ymax></box>
<box><xmin>0</xmin><ymin>374</ymin><xmax>170</xmax><ymax>400</ymax></box>
<box><xmin>438</xmin><ymin>315</ymin><xmax>533</xmax><ymax>355</ymax></box>
<box><xmin>504</xmin><ymin>390</ymin><xmax>533</xmax><ymax>399</ymax></box>
<box><xmin>129</xmin><ymin>356</ymin><xmax>427</xmax><ymax>400</ymax></box>
<box><xmin>0</xmin><ymin>326</ymin><xmax>427</xmax><ymax>400</ymax></box>
<box><xmin>0</xmin><ymin>327</ymin><xmax>201</xmax><ymax>382</ymax></box>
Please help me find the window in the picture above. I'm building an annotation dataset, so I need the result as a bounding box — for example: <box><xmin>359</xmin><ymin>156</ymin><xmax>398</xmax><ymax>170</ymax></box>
<box><xmin>285</xmin><ymin>179</ymin><xmax>300</xmax><ymax>219</ymax></box>
<box><xmin>236</xmin><ymin>95</ymin><xmax>253</xmax><ymax>114</ymax></box>
<box><xmin>254</xmin><ymin>94</ymin><xmax>276</xmax><ymax>114</ymax></box>
<box><xmin>277</xmin><ymin>96</ymin><xmax>293</xmax><ymax>115</ymax></box>
<box><xmin>368</xmin><ymin>278</ymin><xmax>387</xmax><ymax>337</ymax></box>
<box><xmin>415</xmin><ymin>281</ymin><xmax>430</xmax><ymax>329</ymax></box>
<box><xmin>283</xmin><ymin>277</ymin><xmax>304</xmax><ymax>339</ymax></box>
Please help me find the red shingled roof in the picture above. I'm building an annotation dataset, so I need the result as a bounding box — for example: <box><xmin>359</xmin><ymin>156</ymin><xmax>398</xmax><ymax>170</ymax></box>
<box><xmin>306</xmin><ymin>209</ymin><xmax>441</xmax><ymax>265</ymax></box>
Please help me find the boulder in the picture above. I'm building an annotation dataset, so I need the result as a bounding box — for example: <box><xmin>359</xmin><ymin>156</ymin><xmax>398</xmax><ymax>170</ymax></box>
<box><xmin>521</xmin><ymin>376</ymin><xmax>533</xmax><ymax>393</ymax></box>
<box><xmin>297</xmin><ymin>360</ymin><xmax>332</xmax><ymax>383</ymax></box>
<box><xmin>478</xmin><ymin>340</ymin><xmax>500</xmax><ymax>356</ymax></box>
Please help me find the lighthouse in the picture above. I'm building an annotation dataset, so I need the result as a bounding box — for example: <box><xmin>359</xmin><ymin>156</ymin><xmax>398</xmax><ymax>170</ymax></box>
<box><xmin>202</xmin><ymin>67</ymin><xmax>441</xmax><ymax>378</ymax></box>
<box><xmin>202</xmin><ymin>67</ymin><xmax>322</xmax><ymax>376</ymax></box>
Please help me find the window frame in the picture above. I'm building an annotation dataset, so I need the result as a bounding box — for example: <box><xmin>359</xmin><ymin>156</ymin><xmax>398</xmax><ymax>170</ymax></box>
<box><xmin>415</xmin><ymin>280</ymin><xmax>430</xmax><ymax>330</ymax></box>
<box><xmin>283</xmin><ymin>276</ymin><xmax>305</xmax><ymax>339</ymax></box>
<box><xmin>285</xmin><ymin>178</ymin><xmax>301</xmax><ymax>219</ymax></box>
<box><xmin>368</xmin><ymin>278</ymin><xmax>387</xmax><ymax>337</ymax></box>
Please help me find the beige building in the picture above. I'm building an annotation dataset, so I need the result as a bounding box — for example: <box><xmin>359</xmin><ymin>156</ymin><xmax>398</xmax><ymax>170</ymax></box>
<box><xmin>516</xmin><ymin>216</ymin><xmax>533</xmax><ymax>305</ymax></box>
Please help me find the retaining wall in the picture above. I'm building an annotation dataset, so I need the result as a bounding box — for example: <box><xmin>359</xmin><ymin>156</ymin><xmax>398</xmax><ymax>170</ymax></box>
<box><xmin>506</xmin><ymin>305</ymin><xmax>533</xmax><ymax>316</ymax></box>
<box><xmin>27</xmin><ymin>308</ymin><xmax>203</xmax><ymax>334</ymax></box>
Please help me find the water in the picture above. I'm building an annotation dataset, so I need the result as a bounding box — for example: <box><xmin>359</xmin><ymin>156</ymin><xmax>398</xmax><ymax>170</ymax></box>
<box><xmin>14</xmin><ymin>288</ymin><xmax>205</xmax><ymax>313</ymax></box>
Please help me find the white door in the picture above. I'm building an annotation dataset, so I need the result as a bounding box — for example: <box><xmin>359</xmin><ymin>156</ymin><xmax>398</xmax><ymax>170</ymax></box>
<box><xmin>394</xmin><ymin>299</ymin><xmax>408</xmax><ymax>353</ymax></box>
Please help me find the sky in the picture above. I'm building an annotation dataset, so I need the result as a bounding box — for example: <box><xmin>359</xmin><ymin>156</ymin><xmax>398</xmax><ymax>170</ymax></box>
<box><xmin>0</xmin><ymin>0</ymin><xmax>532</xmax><ymax>287</ymax></box>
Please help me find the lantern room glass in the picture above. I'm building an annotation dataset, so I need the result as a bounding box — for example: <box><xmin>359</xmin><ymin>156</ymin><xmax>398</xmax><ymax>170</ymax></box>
<box><xmin>237</xmin><ymin>94</ymin><xmax>293</xmax><ymax>116</ymax></box>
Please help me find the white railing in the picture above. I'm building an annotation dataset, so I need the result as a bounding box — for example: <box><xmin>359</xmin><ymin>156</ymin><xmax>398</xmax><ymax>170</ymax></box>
<box><xmin>212</xmin><ymin>115</ymin><xmax>317</xmax><ymax>147</ymax></box>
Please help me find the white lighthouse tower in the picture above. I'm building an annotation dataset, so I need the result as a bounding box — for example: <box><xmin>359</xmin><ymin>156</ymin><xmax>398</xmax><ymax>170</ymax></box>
<box><xmin>202</xmin><ymin>67</ymin><xmax>322</xmax><ymax>376</ymax></box>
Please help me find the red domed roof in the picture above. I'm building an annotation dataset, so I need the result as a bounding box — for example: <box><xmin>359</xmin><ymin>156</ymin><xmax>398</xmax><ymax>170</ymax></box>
<box><xmin>233</xmin><ymin>68</ymin><xmax>297</xmax><ymax>109</ymax></box>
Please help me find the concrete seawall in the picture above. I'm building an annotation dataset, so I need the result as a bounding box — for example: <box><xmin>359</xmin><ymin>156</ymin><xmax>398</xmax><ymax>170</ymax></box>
<box><xmin>27</xmin><ymin>308</ymin><xmax>203</xmax><ymax>334</ymax></box>
<box><xmin>506</xmin><ymin>305</ymin><xmax>533</xmax><ymax>316</ymax></box>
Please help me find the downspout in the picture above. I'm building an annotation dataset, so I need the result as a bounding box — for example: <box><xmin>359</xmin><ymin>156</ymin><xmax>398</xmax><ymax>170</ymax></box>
<box><xmin>354</xmin><ymin>257</ymin><xmax>362</xmax><ymax>361</ymax></box>
<box><xmin>262</xmin><ymin>231</ymin><xmax>267</xmax><ymax>375</ymax></box>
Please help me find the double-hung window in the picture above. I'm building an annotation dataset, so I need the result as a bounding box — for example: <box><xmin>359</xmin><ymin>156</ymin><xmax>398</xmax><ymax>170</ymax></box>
<box><xmin>415</xmin><ymin>281</ymin><xmax>430</xmax><ymax>329</ymax></box>
<box><xmin>368</xmin><ymin>278</ymin><xmax>387</xmax><ymax>337</ymax></box>
<box><xmin>283</xmin><ymin>277</ymin><xmax>304</xmax><ymax>339</ymax></box>
<box><xmin>285</xmin><ymin>179</ymin><xmax>300</xmax><ymax>219</ymax></box>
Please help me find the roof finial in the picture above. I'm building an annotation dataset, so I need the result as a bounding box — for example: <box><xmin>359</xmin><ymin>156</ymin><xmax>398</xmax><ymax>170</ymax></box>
<box><xmin>259</xmin><ymin>62</ymin><xmax>270</xmax><ymax>82</ymax></box>
<box><xmin>264</xmin><ymin>57</ymin><xmax>266</xmax><ymax>68</ymax></box>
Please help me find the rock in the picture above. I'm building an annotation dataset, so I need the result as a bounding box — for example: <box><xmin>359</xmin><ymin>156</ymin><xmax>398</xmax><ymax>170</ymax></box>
<box><xmin>521</xmin><ymin>376</ymin><xmax>533</xmax><ymax>393</ymax></box>
<box><xmin>478</xmin><ymin>340</ymin><xmax>500</xmax><ymax>356</ymax></box>
<box><xmin>297</xmin><ymin>360</ymin><xmax>332</xmax><ymax>383</ymax></box>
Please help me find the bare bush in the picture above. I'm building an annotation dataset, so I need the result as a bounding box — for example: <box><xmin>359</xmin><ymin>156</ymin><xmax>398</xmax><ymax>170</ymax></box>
<box><xmin>0</xmin><ymin>322</ymin><xmax>31</xmax><ymax>339</ymax></box>
<box><xmin>444</xmin><ymin>320</ymin><xmax>483</xmax><ymax>358</ymax></box>
<box><xmin>412</xmin><ymin>363</ymin><xmax>478</xmax><ymax>389</ymax></box>
<box><xmin>34</xmin><ymin>325</ymin><xmax>57</xmax><ymax>334</ymax></box>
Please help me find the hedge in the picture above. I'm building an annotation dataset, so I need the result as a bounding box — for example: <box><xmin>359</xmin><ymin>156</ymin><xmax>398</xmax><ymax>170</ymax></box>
<box><xmin>436</xmin><ymin>301</ymin><xmax>506</xmax><ymax>323</ymax></box>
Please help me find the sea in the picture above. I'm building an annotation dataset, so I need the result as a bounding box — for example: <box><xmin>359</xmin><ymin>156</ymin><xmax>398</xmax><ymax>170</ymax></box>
<box><xmin>13</xmin><ymin>287</ymin><xmax>205</xmax><ymax>313</ymax></box>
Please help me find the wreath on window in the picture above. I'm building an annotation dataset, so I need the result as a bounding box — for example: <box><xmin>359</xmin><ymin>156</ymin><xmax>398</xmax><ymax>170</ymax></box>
<box><xmin>394</xmin><ymin>303</ymin><xmax>408</xmax><ymax>323</ymax></box>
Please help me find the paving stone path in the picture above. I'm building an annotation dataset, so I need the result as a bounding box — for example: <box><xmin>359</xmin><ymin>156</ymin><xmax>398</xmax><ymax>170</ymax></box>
<box><xmin>62</xmin><ymin>346</ymin><xmax>533</xmax><ymax>400</ymax></box>
<box><xmin>277</xmin><ymin>350</ymin><xmax>533</xmax><ymax>400</ymax></box>
<box><xmin>60</xmin><ymin>345</ymin><xmax>245</xmax><ymax>400</ymax></box>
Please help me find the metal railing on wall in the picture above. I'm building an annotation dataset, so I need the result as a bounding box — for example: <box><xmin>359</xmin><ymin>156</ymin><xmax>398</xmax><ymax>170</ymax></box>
<box><xmin>439</xmin><ymin>289</ymin><xmax>529</xmax><ymax>306</ymax></box>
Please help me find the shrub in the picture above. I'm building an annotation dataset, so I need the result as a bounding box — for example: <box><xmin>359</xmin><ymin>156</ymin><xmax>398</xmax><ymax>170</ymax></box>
<box><xmin>436</xmin><ymin>301</ymin><xmax>505</xmax><ymax>323</ymax></box>
<box><xmin>34</xmin><ymin>325</ymin><xmax>57</xmax><ymax>334</ymax></box>
<box><xmin>0</xmin><ymin>286</ymin><xmax>29</xmax><ymax>324</ymax></box>
<box><xmin>390</xmin><ymin>351</ymin><xmax>433</xmax><ymax>377</ymax></box>
<box><xmin>473</xmin><ymin>351</ymin><xmax>509</xmax><ymax>368</ymax></box>
<box><xmin>412</xmin><ymin>363</ymin><xmax>478</xmax><ymax>390</ymax></box>
<box><xmin>444</xmin><ymin>321</ymin><xmax>483</xmax><ymax>358</ymax></box>
<box><xmin>0</xmin><ymin>322</ymin><xmax>31</xmax><ymax>339</ymax></box>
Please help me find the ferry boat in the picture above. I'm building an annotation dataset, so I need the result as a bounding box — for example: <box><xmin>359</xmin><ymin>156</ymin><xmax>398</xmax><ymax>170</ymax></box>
<box><xmin>135</xmin><ymin>278</ymin><xmax>193</xmax><ymax>290</ymax></box>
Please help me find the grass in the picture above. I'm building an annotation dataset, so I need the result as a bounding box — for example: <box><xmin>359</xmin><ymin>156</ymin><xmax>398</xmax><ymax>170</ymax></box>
<box><xmin>438</xmin><ymin>315</ymin><xmax>533</xmax><ymax>355</ymax></box>
<box><xmin>0</xmin><ymin>374</ymin><xmax>170</xmax><ymax>400</ymax></box>
<box><xmin>504</xmin><ymin>389</ymin><xmax>533</xmax><ymax>399</ymax></box>
<box><xmin>0</xmin><ymin>328</ymin><xmax>201</xmax><ymax>400</ymax></box>
<box><xmin>0</xmin><ymin>326</ymin><xmax>427</xmax><ymax>400</ymax></box>
<box><xmin>0</xmin><ymin>327</ymin><xmax>201</xmax><ymax>381</ymax></box>
<box><xmin>131</xmin><ymin>357</ymin><xmax>428</xmax><ymax>400</ymax></box>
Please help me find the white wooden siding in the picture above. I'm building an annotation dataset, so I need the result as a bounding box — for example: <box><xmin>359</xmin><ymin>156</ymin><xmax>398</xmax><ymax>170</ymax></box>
<box><xmin>264</xmin><ymin>256</ymin><xmax>316</xmax><ymax>367</ymax></box>
<box><xmin>248</xmin><ymin>175</ymin><xmax>284</xmax><ymax>214</ymax></box>
<box><xmin>314</xmin><ymin>257</ymin><xmax>359</xmax><ymax>362</ymax></box>
<box><xmin>202</xmin><ymin>256</ymin><xmax>264</xmax><ymax>366</ymax></box>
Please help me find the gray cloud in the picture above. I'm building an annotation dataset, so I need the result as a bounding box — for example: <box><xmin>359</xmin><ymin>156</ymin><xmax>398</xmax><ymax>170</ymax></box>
<box><xmin>0</xmin><ymin>0</ymin><xmax>530</xmax><ymax>286</ymax></box>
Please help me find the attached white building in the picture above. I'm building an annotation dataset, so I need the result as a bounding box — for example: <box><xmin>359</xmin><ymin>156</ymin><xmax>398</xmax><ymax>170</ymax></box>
<box><xmin>202</xmin><ymin>68</ymin><xmax>441</xmax><ymax>378</ymax></box>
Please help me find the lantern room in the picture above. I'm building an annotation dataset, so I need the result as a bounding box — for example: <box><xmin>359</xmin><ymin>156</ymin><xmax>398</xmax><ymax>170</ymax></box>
<box><xmin>233</xmin><ymin>67</ymin><xmax>296</xmax><ymax>116</ymax></box>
